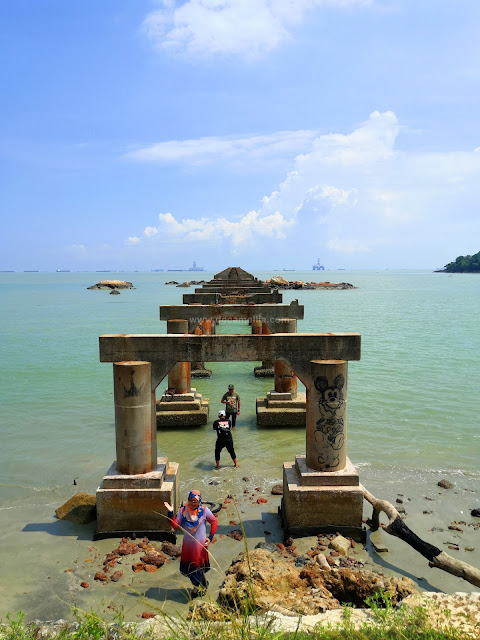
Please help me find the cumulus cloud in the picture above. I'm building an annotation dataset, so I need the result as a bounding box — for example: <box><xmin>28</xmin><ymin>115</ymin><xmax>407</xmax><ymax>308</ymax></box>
<box><xmin>124</xmin><ymin>130</ymin><xmax>317</xmax><ymax>166</ymax></box>
<box><xmin>126</xmin><ymin>111</ymin><xmax>480</xmax><ymax>267</ymax></box>
<box><xmin>142</xmin><ymin>0</ymin><xmax>372</xmax><ymax>59</ymax></box>
<box><xmin>134</xmin><ymin>209</ymin><xmax>293</xmax><ymax>249</ymax></box>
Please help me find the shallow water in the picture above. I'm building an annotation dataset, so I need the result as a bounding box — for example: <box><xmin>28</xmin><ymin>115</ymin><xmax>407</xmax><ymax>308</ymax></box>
<box><xmin>1</xmin><ymin>269</ymin><xmax>479</xmax><ymax>619</ymax></box>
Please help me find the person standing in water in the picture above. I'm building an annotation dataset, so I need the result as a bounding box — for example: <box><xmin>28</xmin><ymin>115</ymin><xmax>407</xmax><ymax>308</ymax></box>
<box><xmin>163</xmin><ymin>490</ymin><xmax>217</xmax><ymax>597</ymax></box>
<box><xmin>221</xmin><ymin>383</ymin><xmax>240</xmax><ymax>427</ymax></box>
<box><xmin>213</xmin><ymin>409</ymin><xmax>238</xmax><ymax>469</ymax></box>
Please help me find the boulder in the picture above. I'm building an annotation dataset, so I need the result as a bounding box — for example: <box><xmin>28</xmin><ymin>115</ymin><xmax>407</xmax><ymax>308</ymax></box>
<box><xmin>438</xmin><ymin>479</ymin><xmax>455</xmax><ymax>489</ymax></box>
<box><xmin>218</xmin><ymin>549</ymin><xmax>338</xmax><ymax>615</ymax></box>
<box><xmin>87</xmin><ymin>280</ymin><xmax>134</xmax><ymax>290</ymax></box>
<box><xmin>55</xmin><ymin>492</ymin><xmax>96</xmax><ymax>525</ymax></box>
<box><xmin>329</xmin><ymin>535</ymin><xmax>351</xmax><ymax>556</ymax></box>
<box><xmin>218</xmin><ymin>549</ymin><xmax>417</xmax><ymax>616</ymax></box>
<box><xmin>109</xmin><ymin>289</ymin><xmax>120</xmax><ymax>295</ymax></box>
<box><xmin>471</xmin><ymin>508</ymin><xmax>480</xmax><ymax>517</ymax></box>
<box><xmin>271</xmin><ymin>484</ymin><xmax>283</xmax><ymax>495</ymax></box>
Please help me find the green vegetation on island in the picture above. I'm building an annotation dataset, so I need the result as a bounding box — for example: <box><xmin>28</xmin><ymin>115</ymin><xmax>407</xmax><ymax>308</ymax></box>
<box><xmin>441</xmin><ymin>251</ymin><xmax>480</xmax><ymax>273</ymax></box>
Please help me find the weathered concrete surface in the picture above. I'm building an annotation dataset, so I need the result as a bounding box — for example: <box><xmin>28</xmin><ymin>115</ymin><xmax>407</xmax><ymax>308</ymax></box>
<box><xmin>55</xmin><ymin>492</ymin><xmax>96</xmax><ymax>524</ymax></box>
<box><xmin>99</xmin><ymin>333</ymin><xmax>361</xmax><ymax>390</ymax></box>
<box><xmin>96</xmin><ymin>458</ymin><xmax>179</xmax><ymax>537</ymax></box>
<box><xmin>160</xmin><ymin>301</ymin><xmax>304</xmax><ymax>328</ymax></box>
<box><xmin>256</xmin><ymin>392</ymin><xmax>306</xmax><ymax>427</ymax></box>
<box><xmin>282</xmin><ymin>456</ymin><xmax>364</xmax><ymax>540</ymax></box>
<box><xmin>183</xmin><ymin>291</ymin><xmax>283</xmax><ymax>304</ymax></box>
<box><xmin>114</xmin><ymin>361</ymin><xmax>156</xmax><ymax>475</ymax></box>
<box><xmin>156</xmin><ymin>389</ymin><xmax>209</xmax><ymax>427</ymax></box>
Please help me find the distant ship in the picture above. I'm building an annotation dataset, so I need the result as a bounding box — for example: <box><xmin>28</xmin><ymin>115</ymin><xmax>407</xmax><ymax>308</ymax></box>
<box><xmin>168</xmin><ymin>261</ymin><xmax>205</xmax><ymax>272</ymax></box>
<box><xmin>313</xmin><ymin>258</ymin><xmax>325</xmax><ymax>271</ymax></box>
<box><xmin>283</xmin><ymin>268</ymin><xmax>295</xmax><ymax>271</ymax></box>
<box><xmin>56</xmin><ymin>269</ymin><xmax>70</xmax><ymax>272</ymax></box>
<box><xmin>151</xmin><ymin>269</ymin><xmax>164</xmax><ymax>272</ymax></box>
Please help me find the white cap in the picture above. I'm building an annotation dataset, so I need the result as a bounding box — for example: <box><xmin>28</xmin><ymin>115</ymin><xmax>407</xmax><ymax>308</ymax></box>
<box><xmin>218</xmin><ymin>410</ymin><xmax>226</xmax><ymax>417</ymax></box>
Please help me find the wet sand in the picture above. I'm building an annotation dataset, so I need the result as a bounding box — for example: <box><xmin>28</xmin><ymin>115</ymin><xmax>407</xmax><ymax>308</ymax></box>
<box><xmin>1</xmin><ymin>469</ymin><xmax>479</xmax><ymax>624</ymax></box>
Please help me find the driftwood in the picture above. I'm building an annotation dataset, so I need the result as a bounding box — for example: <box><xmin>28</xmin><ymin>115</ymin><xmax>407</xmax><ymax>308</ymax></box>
<box><xmin>360</xmin><ymin>484</ymin><xmax>480</xmax><ymax>588</ymax></box>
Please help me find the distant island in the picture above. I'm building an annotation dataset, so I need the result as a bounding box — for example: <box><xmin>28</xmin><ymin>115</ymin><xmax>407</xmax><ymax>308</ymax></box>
<box><xmin>436</xmin><ymin>251</ymin><xmax>480</xmax><ymax>273</ymax></box>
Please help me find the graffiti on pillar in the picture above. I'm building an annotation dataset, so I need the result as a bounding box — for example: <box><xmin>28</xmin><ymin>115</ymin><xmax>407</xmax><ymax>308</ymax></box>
<box><xmin>123</xmin><ymin>376</ymin><xmax>144</xmax><ymax>398</ymax></box>
<box><xmin>313</xmin><ymin>374</ymin><xmax>345</xmax><ymax>468</ymax></box>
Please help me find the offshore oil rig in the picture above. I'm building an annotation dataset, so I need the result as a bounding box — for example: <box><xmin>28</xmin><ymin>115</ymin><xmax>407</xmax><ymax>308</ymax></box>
<box><xmin>312</xmin><ymin>258</ymin><xmax>325</xmax><ymax>270</ymax></box>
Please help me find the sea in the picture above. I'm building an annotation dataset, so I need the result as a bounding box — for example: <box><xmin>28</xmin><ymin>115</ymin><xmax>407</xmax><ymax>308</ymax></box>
<box><xmin>1</xmin><ymin>269</ymin><xmax>479</xmax><ymax>619</ymax></box>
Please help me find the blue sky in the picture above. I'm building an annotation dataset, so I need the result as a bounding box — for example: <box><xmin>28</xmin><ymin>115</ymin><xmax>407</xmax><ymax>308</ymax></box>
<box><xmin>1</xmin><ymin>0</ymin><xmax>480</xmax><ymax>271</ymax></box>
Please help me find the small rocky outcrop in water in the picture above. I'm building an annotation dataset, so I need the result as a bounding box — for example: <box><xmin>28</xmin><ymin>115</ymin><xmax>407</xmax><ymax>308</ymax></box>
<box><xmin>87</xmin><ymin>280</ymin><xmax>134</xmax><ymax>290</ymax></box>
<box><xmin>55</xmin><ymin>492</ymin><xmax>96</xmax><ymax>524</ymax></box>
<box><xmin>216</xmin><ymin>548</ymin><xmax>416</xmax><ymax>616</ymax></box>
<box><xmin>267</xmin><ymin>276</ymin><xmax>355</xmax><ymax>290</ymax></box>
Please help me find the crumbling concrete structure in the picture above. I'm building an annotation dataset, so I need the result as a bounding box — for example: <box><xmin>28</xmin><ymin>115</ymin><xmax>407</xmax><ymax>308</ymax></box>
<box><xmin>256</xmin><ymin>318</ymin><xmax>307</xmax><ymax>426</ymax></box>
<box><xmin>97</xmin><ymin>331</ymin><xmax>364</xmax><ymax>540</ymax></box>
<box><xmin>155</xmin><ymin>319</ymin><xmax>209</xmax><ymax>427</ymax></box>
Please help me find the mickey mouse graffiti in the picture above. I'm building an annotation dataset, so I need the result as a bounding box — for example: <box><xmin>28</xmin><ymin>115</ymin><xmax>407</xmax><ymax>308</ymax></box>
<box><xmin>313</xmin><ymin>374</ymin><xmax>346</xmax><ymax>469</ymax></box>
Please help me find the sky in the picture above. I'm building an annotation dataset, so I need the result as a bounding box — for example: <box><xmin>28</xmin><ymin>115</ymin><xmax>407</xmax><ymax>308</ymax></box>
<box><xmin>1</xmin><ymin>0</ymin><xmax>480</xmax><ymax>272</ymax></box>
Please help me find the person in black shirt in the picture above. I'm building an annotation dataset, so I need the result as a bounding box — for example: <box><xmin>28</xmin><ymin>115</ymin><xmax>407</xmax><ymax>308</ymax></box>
<box><xmin>213</xmin><ymin>410</ymin><xmax>238</xmax><ymax>469</ymax></box>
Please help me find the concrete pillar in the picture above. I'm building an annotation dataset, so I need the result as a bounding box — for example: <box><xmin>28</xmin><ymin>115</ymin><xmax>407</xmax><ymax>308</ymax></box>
<box><xmin>167</xmin><ymin>319</ymin><xmax>191</xmax><ymax>394</ymax></box>
<box><xmin>261</xmin><ymin>321</ymin><xmax>274</xmax><ymax>369</ymax></box>
<box><xmin>114</xmin><ymin>361</ymin><xmax>156</xmax><ymax>475</ymax></box>
<box><xmin>306</xmin><ymin>360</ymin><xmax>347</xmax><ymax>472</ymax></box>
<box><xmin>251</xmin><ymin>319</ymin><xmax>263</xmax><ymax>334</ymax></box>
<box><xmin>203</xmin><ymin>319</ymin><xmax>212</xmax><ymax>335</ymax></box>
<box><xmin>274</xmin><ymin>318</ymin><xmax>297</xmax><ymax>397</ymax></box>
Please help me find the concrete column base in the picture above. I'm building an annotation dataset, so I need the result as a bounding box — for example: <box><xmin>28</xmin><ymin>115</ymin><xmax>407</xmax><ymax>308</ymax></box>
<box><xmin>281</xmin><ymin>455</ymin><xmax>365</xmax><ymax>541</ymax></box>
<box><xmin>254</xmin><ymin>364</ymin><xmax>274</xmax><ymax>377</ymax></box>
<box><xmin>191</xmin><ymin>362</ymin><xmax>212</xmax><ymax>378</ymax></box>
<box><xmin>256</xmin><ymin>391</ymin><xmax>306</xmax><ymax>426</ymax></box>
<box><xmin>95</xmin><ymin>457</ymin><xmax>179</xmax><ymax>540</ymax></box>
<box><xmin>156</xmin><ymin>388</ymin><xmax>209</xmax><ymax>427</ymax></box>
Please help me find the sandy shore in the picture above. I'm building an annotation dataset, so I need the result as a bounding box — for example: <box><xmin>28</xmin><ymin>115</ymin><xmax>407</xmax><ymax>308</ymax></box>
<box><xmin>1</xmin><ymin>468</ymin><xmax>478</xmax><ymax>624</ymax></box>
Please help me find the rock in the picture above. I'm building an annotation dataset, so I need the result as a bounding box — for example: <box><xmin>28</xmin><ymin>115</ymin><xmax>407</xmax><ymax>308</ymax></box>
<box><xmin>188</xmin><ymin>602</ymin><xmax>230</xmax><ymax>621</ymax></box>
<box><xmin>471</xmin><ymin>508</ymin><xmax>480</xmax><ymax>517</ymax></box>
<box><xmin>270</xmin><ymin>275</ymin><xmax>289</xmax><ymax>286</ymax></box>
<box><xmin>80</xmin><ymin>582</ymin><xmax>90</xmax><ymax>588</ymax></box>
<box><xmin>141</xmin><ymin>551</ymin><xmax>167</xmax><ymax>567</ymax></box>
<box><xmin>165</xmin><ymin>281</ymin><xmax>179</xmax><ymax>285</ymax></box>
<box><xmin>226</xmin><ymin>529</ymin><xmax>243</xmax><ymax>541</ymax></box>
<box><xmin>132</xmin><ymin>562</ymin><xmax>145</xmax><ymax>573</ymax></box>
<box><xmin>438</xmin><ymin>479</ymin><xmax>454</xmax><ymax>489</ymax></box>
<box><xmin>329</xmin><ymin>535</ymin><xmax>351</xmax><ymax>556</ymax></box>
<box><xmin>257</xmin><ymin>498</ymin><xmax>267</xmax><ymax>504</ymax></box>
<box><xmin>255</xmin><ymin>542</ymin><xmax>278</xmax><ymax>553</ymax></box>
<box><xmin>94</xmin><ymin>572</ymin><xmax>108</xmax><ymax>582</ymax></box>
<box><xmin>315</xmin><ymin>554</ymin><xmax>331</xmax><ymax>570</ymax></box>
<box><xmin>87</xmin><ymin>280</ymin><xmax>134</xmax><ymax>290</ymax></box>
<box><xmin>110</xmin><ymin>570</ymin><xmax>123</xmax><ymax>582</ymax></box>
<box><xmin>161</xmin><ymin>542</ymin><xmax>181</xmax><ymax>557</ymax></box>
<box><xmin>301</xmin><ymin>564</ymin><xmax>416</xmax><ymax>608</ymax></box>
<box><xmin>141</xmin><ymin>612</ymin><xmax>156</xmax><ymax>619</ymax></box>
<box><xmin>219</xmin><ymin>549</ymin><xmax>338</xmax><ymax>615</ymax></box>
<box><xmin>109</xmin><ymin>289</ymin><xmax>120</xmax><ymax>295</ymax></box>
<box><xmin>271</xmin><ymin>484</ymin><xmax>283</xmax><ymax>495</ymax></box>
<box><xmin>176</xmin><ymin>282</ymin><xmax>190</xmax><ymax>287</ymax></box>
<box><xmin>55</xmin><ymin>492</ymin><xmax>96</xmax><ymax>525</ymax></box>
<box><xmin>372</xmin><ymin>543</ymin><xmax>389</xmax><ymax>553</ymax></box>
<box><xmin>144</xmin><ymin>564</ymin><xmax>158</xmax><ymax>573</ymax></box>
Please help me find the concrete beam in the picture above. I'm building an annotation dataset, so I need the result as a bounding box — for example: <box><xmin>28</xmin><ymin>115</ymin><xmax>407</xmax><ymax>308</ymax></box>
<box><xmin>99</xmin><ymin>332</ymin><xmax>361</xmax><ymax>388</ymax></box>
<box><xmin>159</xmin><ymin>302</ymin><xmax>304</xmax><ymax>323</ymax></box>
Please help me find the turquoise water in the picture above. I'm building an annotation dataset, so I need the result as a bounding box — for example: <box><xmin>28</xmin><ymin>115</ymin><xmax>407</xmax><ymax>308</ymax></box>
<box><xmin>1</xmin><ymin>269</ymin><xmax>479</xmax><ymax>616</ymax></box>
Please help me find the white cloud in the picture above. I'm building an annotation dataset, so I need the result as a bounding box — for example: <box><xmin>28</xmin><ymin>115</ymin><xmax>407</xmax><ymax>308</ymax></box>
<box><xmin>132</xmin><ymin>208</ymin><xmax>293</xmax><ymax>249</ymax></box>
<box><xmin>124</xmin><ymin>130</ymin><xmax>317</xmax><ymax>166</ymax></box>
<box><xmin>125</xmin><ymin>111</ymin><xmax>480</xmax><ymax>267</ymax></box>
<box><xmin>142</xmin><ymin>0</ymin><xmax>373</xmax><ymax>60</ymax></box>
<box><xmin>126</xmin><ymin>236</ymin><xmax>141</xmax><ymax>244</ymax></box>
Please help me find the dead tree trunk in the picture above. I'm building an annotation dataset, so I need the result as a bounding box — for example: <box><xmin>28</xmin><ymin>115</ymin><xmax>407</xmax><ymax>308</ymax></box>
<box><xmin>360</xmin><ymin>484</ymin><xmax>480</xmax><ymax>588</ymax></box>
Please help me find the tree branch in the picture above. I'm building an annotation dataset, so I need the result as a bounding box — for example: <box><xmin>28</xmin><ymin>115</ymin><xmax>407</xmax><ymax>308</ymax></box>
<box><xmin>360</xmin><ymin>484</ymin><xmax>480</xmax><ymax>588</ymax></box>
